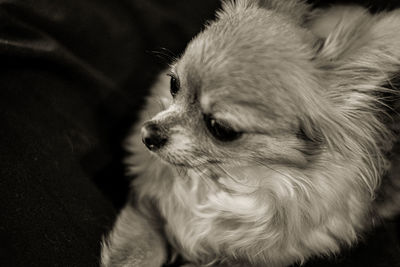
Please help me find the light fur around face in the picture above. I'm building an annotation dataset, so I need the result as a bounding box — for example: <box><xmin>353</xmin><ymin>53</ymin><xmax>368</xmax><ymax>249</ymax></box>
<box><xmin>102</xmin><ymin>1</ymin><xmax>400</xmax><ymax>266</ymax></box>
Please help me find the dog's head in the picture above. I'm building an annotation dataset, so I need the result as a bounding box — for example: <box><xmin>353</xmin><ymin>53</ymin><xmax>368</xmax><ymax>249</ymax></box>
<box><xmin>143</xmin><ymin>0</ymin><xmax>319</xmax><ymax>166</ymax></box>
<box><xmin>140</xmin><ymin>0</ymin><xmax>392</xmax><ymax>193</ymax></box>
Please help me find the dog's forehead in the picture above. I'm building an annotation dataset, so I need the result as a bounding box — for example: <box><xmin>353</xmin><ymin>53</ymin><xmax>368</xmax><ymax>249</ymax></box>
<box><xmin>177</xmin><ymin>12</ymin><xmax>310</xmax><ymax>88</ymax></box>
<box><xmin>180</xmin><ymin>8</ymin><xmax>303</xmax><ymax>67</ymax></box>
<box><xmin>174</xmin><ymin>8</ymin><xmax>318</xmax><ymax>124</ymax></box>
<box><xmin>177</xmin><ymin>47</ymin><xmax>295</xmax><ymax>119</ymax></box>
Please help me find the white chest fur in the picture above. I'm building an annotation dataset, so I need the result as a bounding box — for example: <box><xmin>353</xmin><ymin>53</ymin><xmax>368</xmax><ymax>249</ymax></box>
<box><xmin>134</xmin><ymin>156</ymin><xmax>373</xmax><ymax>266</ymax></box>
<box><xmin>137</xmin><ymin>166</ymin><xmax>299</xmax><ymax>266</ymax></box>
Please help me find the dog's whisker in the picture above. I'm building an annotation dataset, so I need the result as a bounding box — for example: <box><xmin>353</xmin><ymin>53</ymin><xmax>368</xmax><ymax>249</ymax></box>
<box><xmin>148</xmin><ymin>48</ymin><xmax>178</xmax><ymax>63</ymax></box>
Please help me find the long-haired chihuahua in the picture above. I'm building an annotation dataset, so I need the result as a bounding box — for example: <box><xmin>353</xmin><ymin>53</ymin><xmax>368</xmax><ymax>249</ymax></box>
<box><xmin>101</xmin><ymin>0</ymin><xmax>400</xmax><ymax>266</ymax></box>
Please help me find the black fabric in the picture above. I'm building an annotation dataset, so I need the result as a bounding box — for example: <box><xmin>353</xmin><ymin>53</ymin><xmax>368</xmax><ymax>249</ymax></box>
<box><xmin>0</xmin><ymin>0</ymin><xmax>399</xmax><ymax>266</ymax></box>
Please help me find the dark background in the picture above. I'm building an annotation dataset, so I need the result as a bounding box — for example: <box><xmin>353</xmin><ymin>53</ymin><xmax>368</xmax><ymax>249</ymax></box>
<box><xmin>0</xmin><ymin>0</ymin><xmax>399</xmax><ymax>266</ymax></box>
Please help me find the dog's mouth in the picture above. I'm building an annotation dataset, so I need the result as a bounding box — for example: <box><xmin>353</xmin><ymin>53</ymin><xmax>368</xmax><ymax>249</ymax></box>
<box><xmin>155</xmin><ymin>152</ymin><xmax>223</xmax><ymax>169</ymax></box>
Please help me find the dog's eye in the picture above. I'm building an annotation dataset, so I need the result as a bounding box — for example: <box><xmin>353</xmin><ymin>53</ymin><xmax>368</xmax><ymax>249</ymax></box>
<box><xmin>204</xmin><ymin>114</ymin><xmax>242</xmax><ymax>142</ymax></box>
<box><xmin>168</xmin><ymin>74</ymin><xmax>180</xmax><ymax>97</ymax></box>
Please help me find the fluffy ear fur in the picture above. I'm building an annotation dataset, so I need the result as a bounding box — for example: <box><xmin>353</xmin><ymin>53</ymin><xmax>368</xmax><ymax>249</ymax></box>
<box><xmin>312</xmin><ymin>6</ymin><xmax>400</xmax><ymax>95</ymax></box>
<box><xmin>313</xmin><ymin>6</ymin><xmax>400</xmax><ymax>151</ymax></box>
<box><xmin>303</xmin><ymin>6</ymin><xmax>400</xmax><ymax>197</ymax></box>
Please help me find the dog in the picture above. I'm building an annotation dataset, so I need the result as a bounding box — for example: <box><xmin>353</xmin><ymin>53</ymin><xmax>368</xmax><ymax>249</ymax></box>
<box><xmin>101</xmin><ymin>0</ymin><xmax>400</xmax><ymax>266</ymax></box>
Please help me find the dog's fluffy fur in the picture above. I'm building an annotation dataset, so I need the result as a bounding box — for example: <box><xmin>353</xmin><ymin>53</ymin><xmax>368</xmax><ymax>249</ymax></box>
<box><xmin>102</xmin><ymin>1</ymin><xmax>400</xmax><ymax>266</ymax></box>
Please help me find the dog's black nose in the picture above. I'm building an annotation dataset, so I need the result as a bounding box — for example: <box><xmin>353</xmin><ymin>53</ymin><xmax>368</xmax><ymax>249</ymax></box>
<box><xmin>141</xmin><ymin>122</ymin><xmax>167</xmax><ymax>151</ymax></box>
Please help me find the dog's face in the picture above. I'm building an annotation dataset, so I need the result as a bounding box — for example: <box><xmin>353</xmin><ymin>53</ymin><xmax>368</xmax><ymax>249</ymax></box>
<box><xmin>141</xmin><ymin>2</ymin><xmax>327</xmax><ymax>177</ymax></box>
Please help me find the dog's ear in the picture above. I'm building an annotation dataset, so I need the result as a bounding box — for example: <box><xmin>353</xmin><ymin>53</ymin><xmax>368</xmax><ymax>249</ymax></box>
<box><xmin>311</xmin><ymin>7</ymin><xmax>400</xmax><ymax>129</ymax></box>
<box><xmin>303</xmin><ymin>7</ymin><xmax>400</xmax><ymax>194</ymax></box>
<box><xmin>220</xmin><ymin>0</ymin><xmax>310</xmax><ymax>23</ymax></box>
<box><xmin>309</xmin><ymin>6</ymin><xmax>373</xmax><ymax>62</ymax></box>
<box><xmin>312</xmin><ymin>6</ymin><xmax>400</xmax><ymax>87</ymax></box>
